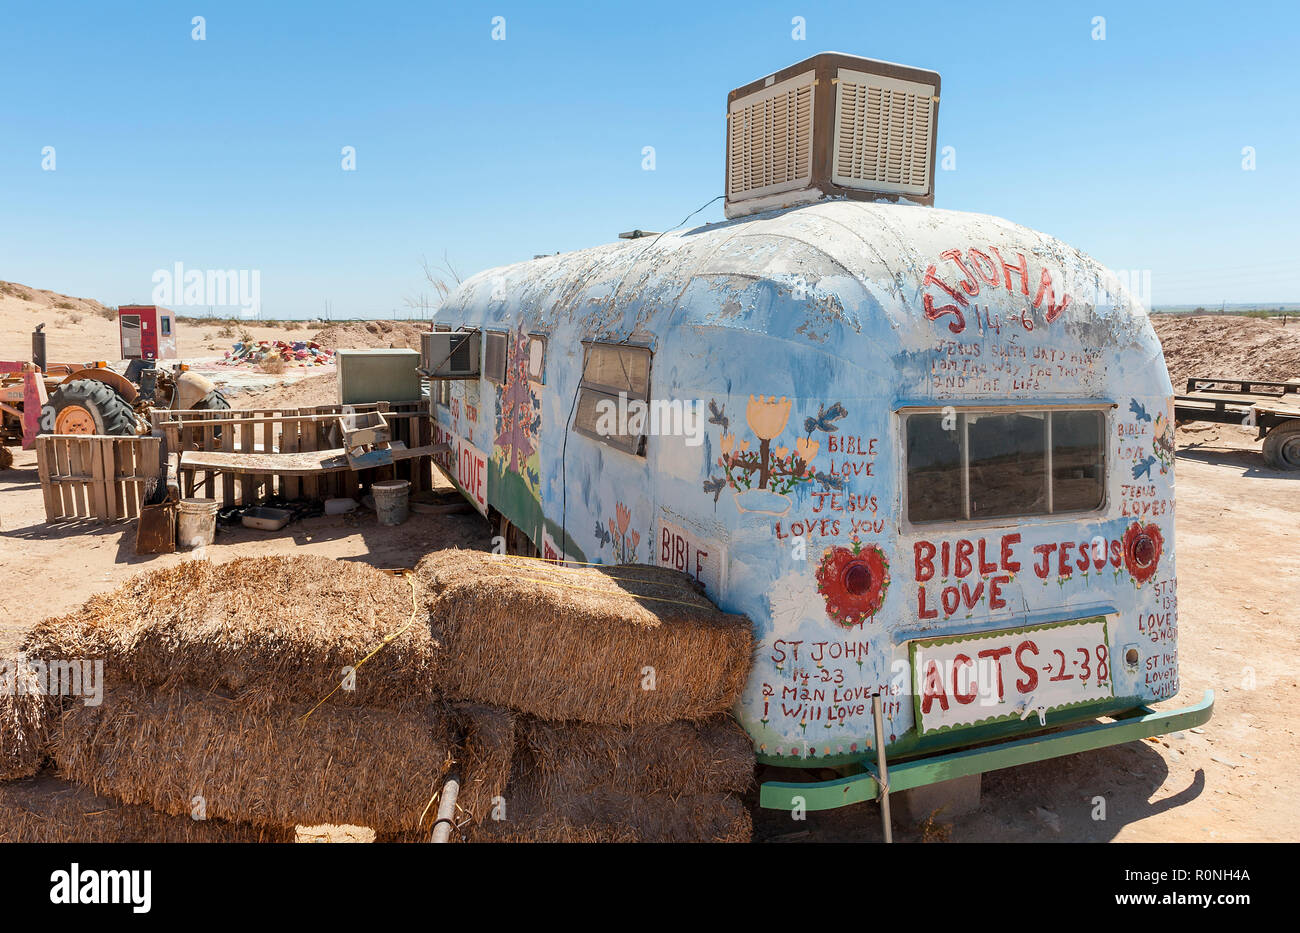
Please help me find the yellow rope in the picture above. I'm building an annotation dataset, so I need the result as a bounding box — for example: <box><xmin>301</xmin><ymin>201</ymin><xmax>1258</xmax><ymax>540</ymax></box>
<box><xmin>298</xmin><ymin>570</ymin><xmax>420</xmax><ymax>723</ymax></box>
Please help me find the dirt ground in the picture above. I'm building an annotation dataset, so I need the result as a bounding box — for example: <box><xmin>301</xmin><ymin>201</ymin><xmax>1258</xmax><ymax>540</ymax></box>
<box><xmin>2</xmin><ymin>294</ymin><xmax>1298</xmax><ymax>842</ymax></box>
<box><xmin>1</xmin><ymin>419</ymin><xmax>1295</xmax><ymax>841</ymax></box>
<box><xmin>0</xmin><ymin>279</ymin><xmax>425</xmax><ymax>366</ymax></box>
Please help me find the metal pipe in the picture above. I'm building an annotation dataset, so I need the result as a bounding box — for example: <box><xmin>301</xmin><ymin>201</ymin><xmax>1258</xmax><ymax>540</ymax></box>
<box><xmin>32</xmin><ymin>324</ymin><xmax>46</xmax><ymax>373</ymax></box>
<box><xmin>429</xmin><ymin>772</ymin><xmax>460</xmax><ymax>843</ymax></box>
<box><xmin>871</xmin><ymin>692</ymin><xmax>893</xmax><ymax>844</ymax></box>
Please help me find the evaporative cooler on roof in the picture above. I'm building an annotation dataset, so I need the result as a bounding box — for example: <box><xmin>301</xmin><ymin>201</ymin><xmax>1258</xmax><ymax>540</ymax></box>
<box><xmin>724</xmin><ymin>52</ymin><xmax>940</xmax><ymax>219</ymax></box>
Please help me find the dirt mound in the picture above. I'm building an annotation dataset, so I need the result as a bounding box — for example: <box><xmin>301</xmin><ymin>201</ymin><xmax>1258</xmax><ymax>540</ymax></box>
<box><xmin>0</xmin><ymin>280</ymin><xmax>111</xmax><ymax>318</ymax></box>
<box><xmin>1151</xmin><ymin>314</ymin><xmax>1300</xmax><ymax>392</ymax></box>
<box><xmin>233</xmin><ymin>372</ymin><xmax>339</xmax><ymax>409</ymax></box>
<box><xmin>312</xmin><ymin>320</ymin><xmax>428</xmax><ymax>351</ymax></box>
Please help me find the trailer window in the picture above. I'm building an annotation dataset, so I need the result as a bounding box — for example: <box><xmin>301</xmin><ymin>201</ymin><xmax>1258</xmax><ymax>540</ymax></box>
<box><xmin>527</xmin><ymin>335</ymin><xmax>547</xmax><ymax>384</ymax></box>
<box><xmin>160</xmin><ymin>316</ymin><xmax>171</xmax><ymax>336</ymax></box>
<box><xmin>573</xmin><ymin>343</ymin><xmax>652</xmax><ymax>456</ymax></box>
<box><xmin>484</xmin><ymin>331</ymin><xmax>508</xmax><ymax>385</ymax></box>
<box><xmin>905</xmin><ymin>408</ymin><xmax>1105</xmax><ymax>524</ymax></box>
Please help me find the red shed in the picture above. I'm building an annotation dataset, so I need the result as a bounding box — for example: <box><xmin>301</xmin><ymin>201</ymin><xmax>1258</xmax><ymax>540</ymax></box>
<box><xmin>118</xmin><ymin>305</ymin><xmax>177</xmax><ymax>361</ymax></box>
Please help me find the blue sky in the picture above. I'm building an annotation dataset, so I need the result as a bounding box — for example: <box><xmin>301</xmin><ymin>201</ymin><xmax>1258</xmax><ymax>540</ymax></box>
<box><xmin>1</xmin><ymin>0</ymin><xmax>1297</xmax><ymax>317</ymax></box>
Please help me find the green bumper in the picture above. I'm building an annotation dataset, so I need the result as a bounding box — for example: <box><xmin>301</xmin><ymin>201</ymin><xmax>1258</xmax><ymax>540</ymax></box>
<box><xmin>758</xmin><ymin>690</ymin><xmax>1214</xmax><ymax>811</ymax></box>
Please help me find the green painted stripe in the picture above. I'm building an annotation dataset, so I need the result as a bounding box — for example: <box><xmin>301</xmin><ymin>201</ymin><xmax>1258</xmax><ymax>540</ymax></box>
<box><xmin>758</xmin><ymin>690</ymin><xmax>1214</xmax><ymax>811</ymax></box>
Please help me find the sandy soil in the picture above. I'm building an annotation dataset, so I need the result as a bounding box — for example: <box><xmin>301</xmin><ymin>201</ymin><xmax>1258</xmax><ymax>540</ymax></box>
<box><xmin>0</xmin><ymin>281</ymin><xmax>324</xmax><ymax>363</ymax></box>
<box><xmin>1</xmin><ymin>420</ymin><xmax>1295</xmax><ymax>841</ymax></box>
<box><xmin>2</xmin><ymin>291</ymin><xmax>1297</xmax><ymax>842</ymax></box>
<box><xmin>1151</xmin><ymin>313</ymin><xmax>1300</xmax><ymax>392</ymax></box>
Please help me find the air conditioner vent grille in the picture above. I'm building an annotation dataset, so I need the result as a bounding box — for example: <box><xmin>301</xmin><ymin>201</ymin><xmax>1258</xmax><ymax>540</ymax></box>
<box><xmin>727</xmin><ymin>71</ymin><xmax>815</xmax><ymax>199</ymax></box>
<box><xmin>832</xmin><ymin>71</ymin><xmax>935</xmax><ymax>195</ymax></box>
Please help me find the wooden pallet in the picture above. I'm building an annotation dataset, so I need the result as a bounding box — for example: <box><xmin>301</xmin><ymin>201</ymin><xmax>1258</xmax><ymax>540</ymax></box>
<box><xmin>153</xmin><ymin>401</ymin><xmax>434</xmax><ymax>509</ymax></box>
<box><xmin>35</xmin><ymin>434</ymin><xmax>164</xmax><ymax>523</ymax></box>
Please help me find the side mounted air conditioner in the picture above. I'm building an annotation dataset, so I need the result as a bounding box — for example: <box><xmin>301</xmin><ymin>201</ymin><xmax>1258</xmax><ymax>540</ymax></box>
<box><xmin>420</xmin><ymin>330</ymin><xmax>480</xmax><ymax>378</ymax></box>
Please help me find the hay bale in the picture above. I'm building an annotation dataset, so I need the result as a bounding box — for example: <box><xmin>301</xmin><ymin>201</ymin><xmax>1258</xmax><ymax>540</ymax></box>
<box><xmin>515</xmin><ymin>714</ymin><xmax>754</xmax><ymax>800</ymax></box>
<box><xmin>22</xmin><ymin>557</ymin><xmax>441</xmax><ymax>709</ymax></box>
<box><xmin>0</xmin><ymin>772</ymin><xmax>294</xmax><ymax>843</ymax></box>
<box><xmin>0</xmin><ymin>658</ymin><xmax>57</xmax><ymax>781</ymax></box>
<box><xmin>452</xmin><ymin>703</ymin><xmax>515</xmax><ymax>827</ymax></box>
<box><xmin>417</xmin><ymin>550</ymin><xmax>754</xmax><ymax>725</ymax></box>
<box><xmin>470</xmin><ymin>789</ymin><xmax>752</xmax><ymax>843</ymax></box>
<box><xmin>54</xmin><ymin>684</ymin><xmax>454</xmax><ymax>835</ymax></box>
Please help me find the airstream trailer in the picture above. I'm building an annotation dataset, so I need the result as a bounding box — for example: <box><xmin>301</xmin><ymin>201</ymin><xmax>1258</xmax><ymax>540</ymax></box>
<box><xmin>423</xmin><ymin>52</ymin><xmax>1213</xmax><ymax>813</ymax></box>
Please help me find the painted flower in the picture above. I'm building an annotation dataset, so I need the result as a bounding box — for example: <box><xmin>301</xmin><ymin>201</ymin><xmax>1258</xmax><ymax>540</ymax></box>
<box><xmin>615</xmin><ymin>502</ymin><xmax>631</xmax><ymax>537</ymax></box>
<box><xmin>796</xmin><ymin>437</ymin><xmax>820</xmax><ymax>464</ymax></box>
<box><xmin>738</xmin><ymin>440</ymin><xmax>750</xmax><ymax>452</ymax></box>
<box><xmin>1122</xmin><ymin>521</ymin><xmax>1164</xmax><ymax>585</ymax></box>
<box><xmin>608</xmin><ymin>518</ymin><xmax>619</xmax><ymax>542</ymax></box>
<box><xmin>630</xmin><ymin>530</ymin><xmax>641</xmax><ymax>552</ymax></box>
<box><xmin>815</xmin><ymin>542</ymin><xmax>890</xmax><ymax>628</ymax></box>
<box><xmin>720</xmin><ymin>433</ymin><xmax>735</xmax><ymax>455</ymax></box>
<box><xmin>746</xmin><ymin>395</ymin><xmax>792</xmax><ymax>440</ymax></box>
<box><xmin>775</xmin><ymin>446</ymin><xmax>789</xmax><ymax>459</ymax></box>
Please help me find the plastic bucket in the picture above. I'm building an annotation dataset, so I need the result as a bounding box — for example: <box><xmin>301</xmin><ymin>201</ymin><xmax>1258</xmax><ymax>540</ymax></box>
<box><xmin>372</xmin><ymin>479</ymin><xmax>411</xmax><ymax>526</ymax></box>
<box><xmin>176</xmin><ymin>497</ymin><xmax>219</xmax><ymax>549</ymax></box>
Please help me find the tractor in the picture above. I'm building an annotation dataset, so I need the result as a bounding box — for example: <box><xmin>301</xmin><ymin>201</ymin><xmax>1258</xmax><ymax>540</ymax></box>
<box><xmin>1</xmin><ymin>324</ymin><xmax>229</xmax><ymax>468</ymax></box>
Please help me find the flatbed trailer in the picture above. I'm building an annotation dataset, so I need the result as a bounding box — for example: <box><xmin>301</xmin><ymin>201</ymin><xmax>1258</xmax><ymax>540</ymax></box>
<box><xmin>1173</xmin><ymin>377</ymin><xmax>1300</xmax><ymax>470</ymax></box>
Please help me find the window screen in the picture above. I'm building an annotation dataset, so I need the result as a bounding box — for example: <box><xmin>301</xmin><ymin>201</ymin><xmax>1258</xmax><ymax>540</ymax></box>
<box><xmin>573</xmin><ymin>343</ymin><xmax>651</xmax><ymax>456</ymax></box>
<box><xmin>484</xmin><ymin>331</ymin><xmax>508</xmax><ymax>384</ymax></box>
<box><xmin>905</xmin><ymin>408</ymin><xmax>1106</xmax><ymax>524</ymax></box>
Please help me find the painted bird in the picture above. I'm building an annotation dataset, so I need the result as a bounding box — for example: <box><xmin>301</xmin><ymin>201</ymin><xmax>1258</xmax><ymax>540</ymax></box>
<box><xmin>1129</xmin><ymin>399</ymin><xmax>1152</xmax><ymax>422</ymax></box>
<box><xmin>1132</xmin><ymin>455</ymin><xmax>1157</xmax><ymax>480</ymax></box>
<box><xmin>707</xmin><ymin>399</ymin><xmax>729</xmax><ymax>433</ymax></box>
<box><xmin>804</xmin><ymin>401</ymin><xmax>849</xmax><ymax>435</ymax></box>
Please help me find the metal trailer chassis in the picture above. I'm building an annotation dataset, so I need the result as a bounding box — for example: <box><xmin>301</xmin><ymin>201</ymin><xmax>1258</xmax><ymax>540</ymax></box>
<box><xmin>759</xmin><ymin>690</ymin><xmax>1214</xmax><ymax>813</ymax></box>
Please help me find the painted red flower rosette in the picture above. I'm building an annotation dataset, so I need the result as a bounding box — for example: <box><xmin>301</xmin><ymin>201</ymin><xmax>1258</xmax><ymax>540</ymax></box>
<box><xmin>1122</xmin><ymin>521</ymin><xmax>1164</xmax><ymax>584</ymax></box>
<box><xmin>815</xmin><ymin>542</ymin><xmax>890</xmax><ymax>627</ymax></box>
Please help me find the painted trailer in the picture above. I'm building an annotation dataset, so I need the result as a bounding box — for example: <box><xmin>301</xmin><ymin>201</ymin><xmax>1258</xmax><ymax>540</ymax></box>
<box><xmin>423</xmin><ymin>53</ymin><xmax>1212</xmax><ymax>812</ymax></box>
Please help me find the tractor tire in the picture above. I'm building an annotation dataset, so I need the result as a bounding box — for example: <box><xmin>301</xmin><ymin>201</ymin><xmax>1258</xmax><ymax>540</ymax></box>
<box><xmin>40</xmin><ymin>379</ymin><xmax>138</xmax><ymax>437</ymax></box>
<box><xmin>193</xmin><ymin>388</ymin><xmax>231</xmax><ymax>412</ymax></box>
<box><xmin>1262</xmin><ymin>420</ymin><xmax>1300</xmax><ymax>471</ymax></box>
<box><xmin>0</xmin><ymin>445</ymin><xmax>12</xmax><ymax>471</ymax></box>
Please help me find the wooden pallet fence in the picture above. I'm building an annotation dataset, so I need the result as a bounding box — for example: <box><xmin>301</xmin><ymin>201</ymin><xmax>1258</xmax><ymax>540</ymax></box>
<box><xmin>35</xmin><ymin>434</ymin><xmax>164</xmax><ymax>523</ymax></box>
<box><xmin>153</xmin><ymin>402</ymin><xmax>432</xmax><ymax>510</ymax></box>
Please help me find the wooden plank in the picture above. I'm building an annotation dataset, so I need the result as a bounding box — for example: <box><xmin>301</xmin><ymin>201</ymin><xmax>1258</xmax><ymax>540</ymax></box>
<box><xmin>202</xmin><ymin>424</ymin><xmax>216</xmax><ymax>505</ymax></box>
<box><xmin>69</xmin><ymin>438</ymin><xmax>88</xmax><ymax>518</ymax></box>
<box><xmin>261</xmin><ymin>417</ymin><xmax>275</xmax><ymax>500</ymax></box>
<box><xmin>282</xmin><ymin>418</ymin><xmax>300</xmax><ymax>500</ymax></box>
<box><xmin>35</xmin><ymin>437</ymin><xmax>59</xmax><ymax>521</ymax></box>
<box><xmin>301</xmin><ymin>417</ymin><xmax>319</xmax><ymax>501</ymax></box>
<box><xmin>182</xmin><ymin>448</ymin><xmax>351</xmax><ymax>475</ymax></box>
<box><xmin>112</xmin><ymin>437</ymin><xmax>129</xmax><ymax>520</ymax></box>
<box><xmin>57</xmin><ymin>439</ymin><xmax>75</xmax><ymax>518</ymax></box>
<box><xmin>124</xmin><ymin>440</ymin><xmax>140</xmax><ymax>520</ymax></box>
<box><xmin>238</xmin><ymin>415</ymin><xmax>253</xmax><ymax>505</ymax></box>
<box><xmin>91</xmin><ymin>437</ymin><xmax>109</xmax><ymax>521</ymax></box>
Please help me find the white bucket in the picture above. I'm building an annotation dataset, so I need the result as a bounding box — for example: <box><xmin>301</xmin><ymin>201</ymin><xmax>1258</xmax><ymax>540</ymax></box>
<box><xmin>176</xmin><ymin>497</ymin><xmax>219</xmax><ymax>549</ymax></box>
<box><xmin>372</xmin><ymin>480</ymin><xmax>410</xmax><ymax>526</ymax></box>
